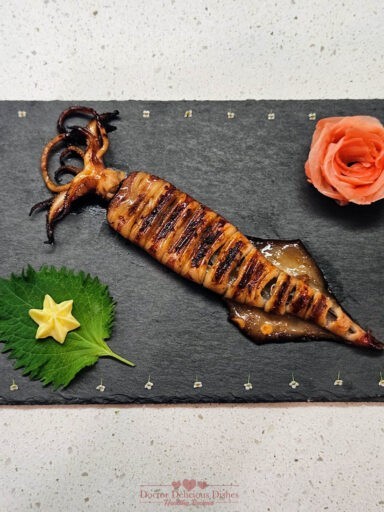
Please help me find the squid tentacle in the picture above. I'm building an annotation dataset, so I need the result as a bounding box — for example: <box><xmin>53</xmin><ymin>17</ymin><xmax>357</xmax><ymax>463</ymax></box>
<box><xmin>59</xmin><ymin>146</ymin><xmax>85</xmax><ymax>165</ymax></box>
<box><xmin>31</xmin><ymin>106</ymin><xmax>126</xmax><ymax>243</ymax></box>
<box><xmin>40</xmin><ymin>133</ymin><xmax>72</xmax><ymax>193</ymax></box>
<box><xmin>29</xmin><ymin>197</ymin><xmax>54</xmax><ymax>216</ymax></box>
<box><xmin>57</xmin><ymin>106</ymin><xmax>100</xmax><ymax>133</ymax></box>
<box><xmin>54</xmin><ymin>165</ymin><xmax>82</xmax><ymax>183</ymax></box>
<box><xmin>57</xmin><ymin>105</ymin><xmax>119</xmax><ymax>134</ymax></box>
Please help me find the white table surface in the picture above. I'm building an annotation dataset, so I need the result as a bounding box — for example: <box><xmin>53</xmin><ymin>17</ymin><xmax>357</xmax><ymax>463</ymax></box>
<box><xmin>0</xmin><ymin>1</ymin><xmax>383</xmax><ymax>511</ymax></box>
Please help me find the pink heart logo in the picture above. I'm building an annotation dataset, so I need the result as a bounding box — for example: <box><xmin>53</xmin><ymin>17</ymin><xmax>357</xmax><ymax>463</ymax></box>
<box><xmin>183</xmin><ymin>479</ymin><xmax>196</xmax><ymax>491</ymax></box>
<box><xmin>198</xmin><ymin>481</ymin><xmax>208</xmax><ymax>489</ymax></box>
<box><xmin>172</xmin><ymin>481</ymin><xmax>181</xmax><ymax>490</ymax></box>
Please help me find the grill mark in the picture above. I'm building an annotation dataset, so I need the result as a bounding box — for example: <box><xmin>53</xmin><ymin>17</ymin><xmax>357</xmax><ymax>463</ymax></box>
<box><xmin>237</xmin><ymin>257</ymin><xmax>257</xmax><ymax>290</ymax></box>
<box><xmin>144</xmin><ymin>195</ymin><xmax>179</xmax><ymax>248</ymax></box>
<box><xmin>269</xmin><ymin>276</ymin><xmax>290</xmax><ymax>313</ymax></box>
<box><xmin>154</xmin><ymin>201</ymin><xmax>189</xmax><ymax>241</ymax></box>
<box><xmin>303</xmin><ymin>296</ymin><xmax>315</xmax><ymax>318</ymax></box>
<box><xmin>138</xmin><ymin>186</ymin><xmax>175</xmax><ymax>235</ymax></box>
<box><xmin>126</xmin><ymin>192</ymin><xmax>145</xmax><ymax>216</ymax></box>
<box><xmin>234</xmin><ymin>256</ymin><xmax>267</xmax><ymax>299</ymax></box>
<box><xmin>214</xmin><ymin>241</ymin><xmax>243</xmax><ymax>282</ymax></box>
<box><xmin>290</xmin><ymin>287</ymin><xmax>311</xmax><ymax>315</ymax></box>
<box><xmin>116</xmin><ymin>215</ymin><xmax>126</xmax><ymax>231</ymax></box>
<box><xmin>308</xmin><ymin>295</ymin><xmax>327</xmax><ymax>321</ymax></box>
<box><xmin>236</xmin><ymin>259</ymin><xmax>265</xmax><ymax>298</ymax></box>
<box><xmin>191</xmin><ymin>218</ymin><xmax>225</xmax><ymax>268</ymax></box>
<box><xmin>249</xmin><ymin>260</ymin><xmax>267</xmax><ymax>291</ymax></box>
<box><xmin>173</xmin><ymin>209</ymin><xmax>207</xmax><ymax>254</ymax></box>
<box><xmin>128</xmin><ymin>180</ymin><xmax>168</xmax><ymax>241</ymax></box>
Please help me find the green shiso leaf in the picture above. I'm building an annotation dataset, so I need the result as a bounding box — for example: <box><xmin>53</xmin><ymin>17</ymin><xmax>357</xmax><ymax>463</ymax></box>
<box><xmin>0</xmin><ymin>266</ymin><xmax>134</xmax><ymax>389</ymax></box>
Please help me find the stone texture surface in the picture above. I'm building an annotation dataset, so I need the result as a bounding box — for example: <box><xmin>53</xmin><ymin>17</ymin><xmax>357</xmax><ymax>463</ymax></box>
<box><xmin>0</xmin><ymin>0</ymin><xmax>383</xmax><ymax>100</ymax></box>
<box><xmin>2</xmin><ymin>404</ymin><xmax>384</xmax><ymax>511</ymax></box>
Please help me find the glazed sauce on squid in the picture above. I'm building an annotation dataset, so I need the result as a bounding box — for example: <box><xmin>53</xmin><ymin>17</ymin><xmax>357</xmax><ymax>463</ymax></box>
<box><xmin>227</xmin><ymin>238</ymin><xmax>338</xmax><ymax>342</ymax></box>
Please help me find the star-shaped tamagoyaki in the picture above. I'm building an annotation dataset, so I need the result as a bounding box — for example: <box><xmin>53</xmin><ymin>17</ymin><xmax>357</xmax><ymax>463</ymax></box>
<box><xmin>29</xmin><ymin>294</ymin><xmax>80</xmax><ymax>344</ymax></box>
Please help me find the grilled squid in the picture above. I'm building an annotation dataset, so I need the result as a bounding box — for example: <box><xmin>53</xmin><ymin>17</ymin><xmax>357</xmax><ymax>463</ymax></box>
<box><xmin>30</xmin><ymin>106</ymin><xmax>383</xmax><ymax>350</ymax></box>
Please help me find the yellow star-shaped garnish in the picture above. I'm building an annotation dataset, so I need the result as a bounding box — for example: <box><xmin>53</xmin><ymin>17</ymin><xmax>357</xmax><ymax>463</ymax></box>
<box><xmin>29</xmin><ymin>294</ymin><xmax>80</xmax><ymax>344</ymax></box>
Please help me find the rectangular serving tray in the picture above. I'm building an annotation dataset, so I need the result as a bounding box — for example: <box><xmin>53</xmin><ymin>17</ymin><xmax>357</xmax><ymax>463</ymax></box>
<box><xmin>0</xmin><ymin>100</ymin><xmax>383</xmax><ymax>404</ymax></box>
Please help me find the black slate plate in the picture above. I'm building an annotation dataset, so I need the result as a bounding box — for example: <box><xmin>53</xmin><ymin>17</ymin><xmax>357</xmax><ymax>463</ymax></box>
<box><xmin>0</xmin><ymin>100</ymin><xmax>383</xmax><ymax>404</ymax></box>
